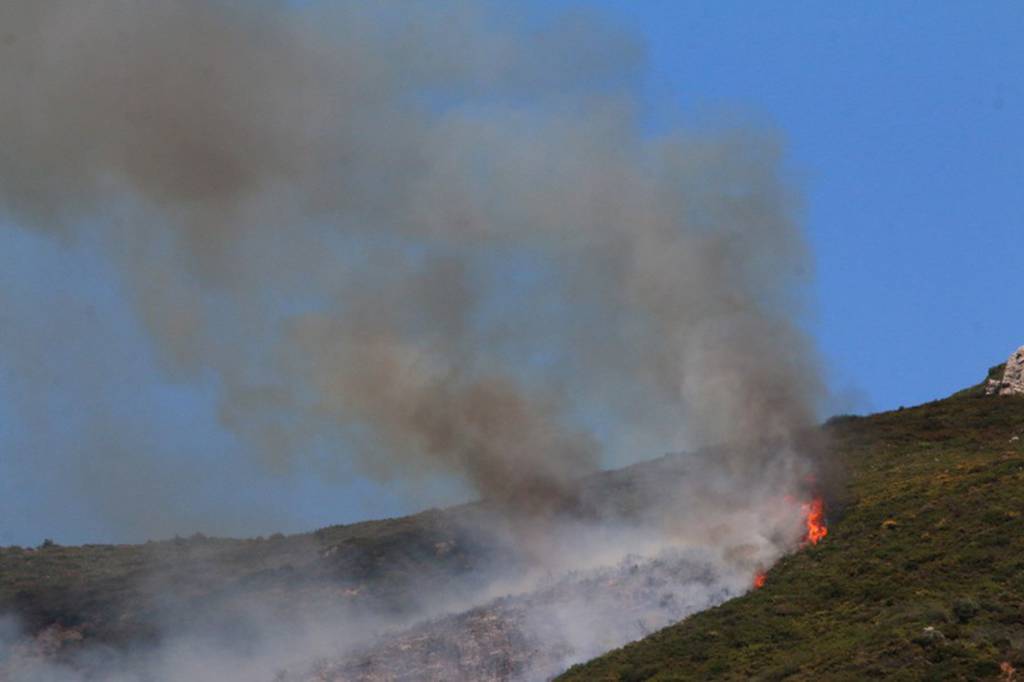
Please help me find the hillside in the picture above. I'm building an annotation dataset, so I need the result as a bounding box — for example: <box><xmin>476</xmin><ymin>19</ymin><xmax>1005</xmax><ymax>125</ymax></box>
<box><xmin>560</xmin><ymin>369</ymin><xmax>1024</xmax><ymax>681</ymax></box>
<box><xmin>0</xmin><ymin>437</ymin><xmax>742</xmax><ymax>675</ymax></box>
<box><xmin>0</xmin><ymin>503</ymin><xmax>512</xmax><ymax>650</ymax></box>
<box><xmin>4</xmin><ymin>367</ymin><xmax>1022</xmax><ymax>680</ymax></box>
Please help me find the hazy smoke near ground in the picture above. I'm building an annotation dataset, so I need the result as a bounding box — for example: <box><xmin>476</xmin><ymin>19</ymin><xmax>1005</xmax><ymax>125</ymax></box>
<box><xmin>0</xmin><ymin>480</ymin><xmax>811</xmax><ymax>682</ymax></box>
<box><xmin>1</xmin><ymin>1</ymin><xmax>825</xmax><ymax>679</ymax></box>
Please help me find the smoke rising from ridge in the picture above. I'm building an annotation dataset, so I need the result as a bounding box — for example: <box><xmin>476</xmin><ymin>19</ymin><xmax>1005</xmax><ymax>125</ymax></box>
<box><xmin>0</xmin><ymin>1</ymin><xmax>822</xmax><ymax>532</ymax></box>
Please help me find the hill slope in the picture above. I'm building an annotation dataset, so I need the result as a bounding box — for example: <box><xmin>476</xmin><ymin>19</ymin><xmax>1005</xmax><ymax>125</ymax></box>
<box><xmin>4</xmin><ymin>368</ymin><xmax>1021</xmax><ymax>680</ymax></box>
<box><xmin>0</xmin><ymin>437</ymin><xmax>748</xmax><ymax>673</ymax></box>
<box><xmin>560</xmin><ymin>380</ymin><xmax>1024</xmax><ymax>681</ymax></box>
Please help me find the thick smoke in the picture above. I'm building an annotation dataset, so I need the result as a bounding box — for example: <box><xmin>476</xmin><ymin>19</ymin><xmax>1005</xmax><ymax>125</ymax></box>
<box><xmin>0</xmin><ymin>1</ymin><xmax>821</xmax><ymax>530</ymax></box>
<box><xmin>0</xmin><ymin>4</ymin><xmax>835</xmax><ymax>677</ymax></box>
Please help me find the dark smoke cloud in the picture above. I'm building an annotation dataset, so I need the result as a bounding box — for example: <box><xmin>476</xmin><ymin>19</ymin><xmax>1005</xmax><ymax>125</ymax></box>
<box><xmin>0</xmin><ymin>1</ymin><xmax>822</xmax><ymax>533</ymax></box>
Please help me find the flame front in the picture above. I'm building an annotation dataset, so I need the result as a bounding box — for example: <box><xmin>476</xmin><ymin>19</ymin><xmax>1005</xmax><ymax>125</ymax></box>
<box><xmin>802</xmin><ymin>497</ymin><xmax>828</xmax><ymax>545</ymax></box>
<box><xmin>752</xmin><ymin>571</ymin><xmax>766</xmax><ymax>589</ymax></box>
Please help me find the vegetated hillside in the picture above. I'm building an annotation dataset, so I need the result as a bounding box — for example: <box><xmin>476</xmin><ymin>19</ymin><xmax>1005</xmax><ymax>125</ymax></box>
<box><xmin>0</xmin><ymin>503</ymin><xmax>509</xmax><ymax>649</ymax></box>
<box><xmin>0</xmin><ymin>434</ymin><xmax>723</xmax><ymax>661</ymax></box>
<box><xmin>560</xmin><ymin>366</ymin><xmax>1024</xmax><ymax>681</ymax></box>
<box><xmin>5</xmin><ymin>365</ymin><xmax>1021</xmax><ymax>681</ymax></box>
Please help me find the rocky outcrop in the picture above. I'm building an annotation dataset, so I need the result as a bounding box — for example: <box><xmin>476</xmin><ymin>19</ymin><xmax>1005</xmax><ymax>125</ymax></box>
<box><xmin>986</xmin><ymin>346</ymin><xmax>1024</xmax><ymax>396</ymax></box>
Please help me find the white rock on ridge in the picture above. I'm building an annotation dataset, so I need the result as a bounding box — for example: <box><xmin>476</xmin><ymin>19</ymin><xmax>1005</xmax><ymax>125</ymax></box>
<box><xmin>986</xmin><ymin>346</ymin><xmax>1024</xmax><ymax>396</ymax></box>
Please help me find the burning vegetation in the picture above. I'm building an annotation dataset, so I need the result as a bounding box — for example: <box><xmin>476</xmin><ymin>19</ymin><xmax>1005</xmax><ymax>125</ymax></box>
<box><xmin>562</xmin><ymin>386</ymin><xmax>1024</xmax><ymax>681</ymax></box>
<box><xmin>802</xmin><ymin>497</ymin><xmax>828</xmax><ymax>546</ymax></box>
<box><xmin>752</xmin><ymin>495</ymin><xmax>828</xmax><ymax>589</ymax></box>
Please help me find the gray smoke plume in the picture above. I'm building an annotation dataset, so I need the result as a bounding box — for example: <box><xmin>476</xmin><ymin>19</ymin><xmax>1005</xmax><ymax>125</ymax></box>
<box><xmin>0</xmin><ymin>1</ymin><xmax>822</xmax><ymax>532</ymax></box>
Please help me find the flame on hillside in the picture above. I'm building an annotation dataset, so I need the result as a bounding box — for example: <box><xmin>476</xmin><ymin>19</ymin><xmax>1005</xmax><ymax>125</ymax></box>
<box><xmin>802</xmin><ymin>497</ymin><xmax>828</xmax><ymax>545</ymax></box>
<box><xmin>752</xmin><ymin>496</ymin><xmax>827</xmax><ymax>589</ymax></box>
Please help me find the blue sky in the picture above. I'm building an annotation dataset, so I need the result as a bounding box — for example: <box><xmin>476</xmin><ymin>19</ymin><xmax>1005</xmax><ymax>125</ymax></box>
<box><xmin>579</xmin><ymin>1</ymin><xmax>1023</xmax><ymax>411</ymax></box>
<box><xmin>2</xmin><ymin>2</ymin><xmax>1022</xmax><ymax>546</ymax></box>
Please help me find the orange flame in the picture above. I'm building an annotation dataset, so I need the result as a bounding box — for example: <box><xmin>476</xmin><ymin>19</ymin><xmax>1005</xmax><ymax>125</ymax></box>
<box><xmin>752</xmin><ymin>571</ymin><xmax>766</xmax><ymax>589</ymax></box>
<box><xmin>802</xmin><ymin>497</ymin><xmax>828</xmax><ymax>545</ymax></box>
